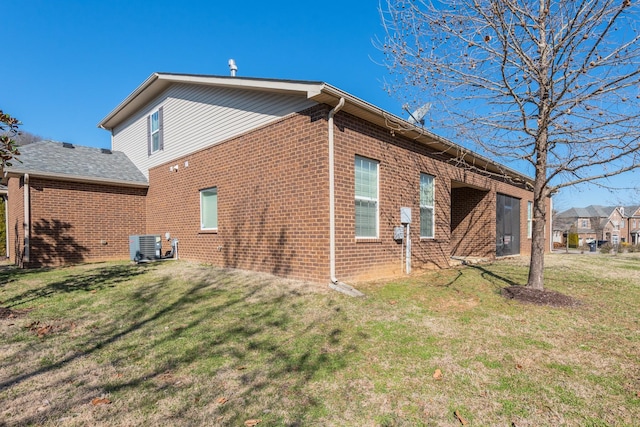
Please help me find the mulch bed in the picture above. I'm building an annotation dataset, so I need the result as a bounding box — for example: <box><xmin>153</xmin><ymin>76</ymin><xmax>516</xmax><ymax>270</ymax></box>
<box><xmin>502</xmin><ymin>286</ymin><xmax>582</xmax><ymax>308</ymax></box>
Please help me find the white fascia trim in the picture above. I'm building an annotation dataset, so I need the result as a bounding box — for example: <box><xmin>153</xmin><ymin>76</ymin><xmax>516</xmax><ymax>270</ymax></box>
<box><xmin>98</xmin><ymin>72</ymin><xmax>162</xmax><ymax>130</ymax></box>
<box><xmin>4</xmin><ymin>169</ymin><xmax>148</xmax><ymax>189</ymax></box>
<box><xmin>98</xmin><ymin>73</ymin><xmax>324</xmax><ymax>130</ymax></box>
<box><xmin>317</xmin><ymin>83</ymin><xmax>534</xmax><ymax>187</ymax></box>
<box><xmin>159</xmin><ymin>73</ymin><xmax>324</xmax><ymax>97</ymax></box>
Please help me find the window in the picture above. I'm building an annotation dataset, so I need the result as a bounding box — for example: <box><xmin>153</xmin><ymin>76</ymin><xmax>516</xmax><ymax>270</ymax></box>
<box><xmin>147</xmin><ymin>107</ymin><xmax>163</xmax><ymax>155</ymax></box>
<box><xmin>200</xmin><ymin>187</ymin><xmax>218</xmax><ymax>230</ymax></box>
<box><xmin>527</xmin><ymin>201</ymin><xmax>533</xmax><ymax>238</ymax></box>
<box><xmin>355</xmin><ymin>156</ymin><xmax>378</xmax><ymax>238</ymax></box>
<box><xmin>581</xmin><ymin>219</ymin><xmax>588</xmax><ymax>228</ymax></box>
<box><xmin>420</xmin><ymin>173</ymin><xmax>435</xmax><ymax>238</ymax></box>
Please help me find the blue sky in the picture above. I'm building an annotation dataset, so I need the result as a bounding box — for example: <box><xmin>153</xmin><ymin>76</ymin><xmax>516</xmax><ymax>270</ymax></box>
<box><xmin>4</xmin><ymin>0</ymin><xmax>638</xmax><ymax>209</ymax></box>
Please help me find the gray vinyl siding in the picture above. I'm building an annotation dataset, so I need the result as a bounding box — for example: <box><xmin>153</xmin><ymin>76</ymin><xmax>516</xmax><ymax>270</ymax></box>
<box><xmin>112</xmin><ymin>83</ymin><xmax>317</xmax><ymax>177</ymax></box>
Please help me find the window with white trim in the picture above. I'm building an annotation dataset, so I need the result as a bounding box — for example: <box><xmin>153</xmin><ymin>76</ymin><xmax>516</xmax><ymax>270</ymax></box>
<box><xmin>355</xmin><ymin>156</ymin><xmax>379</xmax><ymax>238</ymax></box>
<box><xmin>527</xmin><ymin>201</ymin><xmax>533</xmax><ymax>238</ymax></box>
<box><xmin>147</xmin><ymin>107</ymin><xmax>163</xmax><ymax>155</ymax></box>
<box><xmin>200</xmin><ymin>187</ymin><xmax>218</xmax><ymax>230</ymax></box>
<box><xmin>420</xmin><ymin>173</ymin><xmax>435</xmax><ymax>238</ymax></box>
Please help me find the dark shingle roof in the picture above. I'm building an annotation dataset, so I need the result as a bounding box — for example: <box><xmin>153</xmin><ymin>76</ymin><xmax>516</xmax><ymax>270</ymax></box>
<box><xmin>557</xmin><ymin>205</ymin><xmax>617</xmax><ymax>218</ymax></box>
<box><xmin>6</xmin><ymin>141</ymin><xmax>147</xmax><ymax>185</ymax></box>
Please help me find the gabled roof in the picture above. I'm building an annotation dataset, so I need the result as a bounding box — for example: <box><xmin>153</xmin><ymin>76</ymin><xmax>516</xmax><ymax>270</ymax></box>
<box><xmin>557</xmin><ymin>205</ymin><xmax>618</xmax><ymax>219</ymax></box>
<box><xmin>625</xmin><ymin>205</ymin><xmax>640</xmax><ymax>217</ymax></box>
<box><xmin>2</xmin><ymin>141</ymin><xmax>148</xmax><ymax>188</ymax></box>
<box><xmin>98</xmin><ymin>72</ymin><xmax>534</xmax><ymax>187</ymax></box>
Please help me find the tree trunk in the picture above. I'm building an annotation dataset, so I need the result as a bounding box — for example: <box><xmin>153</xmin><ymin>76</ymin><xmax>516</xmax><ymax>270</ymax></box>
<box><xmin>527</xmin><ymin>1</ymin><xmax>551</xmax><ymax>291</ymax></box>
<box><xmin>527</xmin><ymin>196</ymin><xmax>547</xmax><ymax>290</ymax></box>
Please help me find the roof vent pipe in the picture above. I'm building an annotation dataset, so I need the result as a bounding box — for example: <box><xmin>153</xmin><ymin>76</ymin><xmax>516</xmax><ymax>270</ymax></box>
<box><xmin>228</xmin><ymin>59</ymin><xmax>238</xmax><ymax>77</ymax></box>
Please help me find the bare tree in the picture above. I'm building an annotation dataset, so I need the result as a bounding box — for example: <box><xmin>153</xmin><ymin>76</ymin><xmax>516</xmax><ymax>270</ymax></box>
<box><xmin>379</xmin><ymin>0</ymin><xmax>640</xmax><ymax>290</ymax></box>
<box><xmin>13</xmin><ymin>130</ymin><xmax>44</xmax><ymax>146</ymax></box>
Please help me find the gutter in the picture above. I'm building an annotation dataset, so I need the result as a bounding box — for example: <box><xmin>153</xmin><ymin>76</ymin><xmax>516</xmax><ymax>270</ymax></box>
<box><xmin>316</xmin><ymin>83</ymin><xmax>534</xmax><ymax>189</ymax></box>
<box><xmin>327</xmin><ymin>98</ymin><xmax>364</xmax><ymax>298</ymax></box>
<box><xmin>3</xmin><ymin>169</ymin><xmax>148</xmax><ymax>189</ymax></box>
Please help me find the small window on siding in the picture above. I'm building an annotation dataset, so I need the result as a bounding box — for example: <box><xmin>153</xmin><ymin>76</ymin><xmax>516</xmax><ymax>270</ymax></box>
<box><xmin>200</xmin><ymin>187</ymin><xmax>218</xmax><ymax>230</ymax></box>
<box><xmin>527</xmin><ymin>201</ymin><xmax>533</xmax><ymax>238</ymax></box>
<box><xmin>147</xmin><ymin>107</ymin><xmax>164</xmax><ymax>155</ymax></box>
<box><xmin>355</xmin><ymin>156</ymin><xmax>379</xmax><ymax>238</ymax></box>
<box><xmin>420</xmin><ymin>173</ymin><xmax>435</xmax><ymax>238</ymax></box>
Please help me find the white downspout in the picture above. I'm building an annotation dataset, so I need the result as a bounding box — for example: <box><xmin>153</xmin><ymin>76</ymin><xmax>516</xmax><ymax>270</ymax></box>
<box><xmin>328</xmin><ymin>97</ymin><xmax>345</xmax><ymax>284</ymax></box>
<box><xmin>327</xmin><ymin>99</ymin><xmax>364</xmax><ymax>297</ymax></box>
<box><xmin>23</xmin><ymin>173</ymin><xmax>30</xmax><ymax>264</ymax></box>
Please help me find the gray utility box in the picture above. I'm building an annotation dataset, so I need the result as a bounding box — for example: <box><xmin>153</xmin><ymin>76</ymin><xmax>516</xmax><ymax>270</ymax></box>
<box><xmin>129</xmin><ymin>235</ymin><xmax>162</xmax><ymax>262</ymax></box>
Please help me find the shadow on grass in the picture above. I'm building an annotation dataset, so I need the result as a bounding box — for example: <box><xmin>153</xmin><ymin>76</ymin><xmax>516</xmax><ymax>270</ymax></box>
<box><xmin>429</xmin><ymin>269</ymin><xmax>464</xmax><ymax>288</ymax></box>
<box><xmin>1</xmin><ymin>263</ymin><xmax>155</xmax><ymax>309</ymax></box>
<box><xmin>468</xmin><ymin>264</ymin><xmax>523</xmax><ymax>288</ymax></box>
<box><xmin>1</xmin><ymin>264</ymin><xmax>355</xmax><ymax>426</ymax></box>
<box><xmin>0</xmin><ymin>264</ymin><xmax>52</xmax><ymax>287</ymax></box>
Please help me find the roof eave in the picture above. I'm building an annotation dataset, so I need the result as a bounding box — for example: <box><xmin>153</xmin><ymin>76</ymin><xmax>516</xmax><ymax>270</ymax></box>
<box><xmin>98</xmin><ymin>73</ymin><xmax>324</xmax><ymax>131</ymax></box>
<box><xmin>98</xmin><ymin>72</ymin><xmax>534</xmax><ymax>187</ymax></box>
<box><xmin>3</xmin><ymin>169</ymin><xmax>148</xmax><ymax>189</ymax></box>
<box><xmin>315</xmin><ymin>84</ymin><xmax>534</xmax><ymax>188</ymax></box>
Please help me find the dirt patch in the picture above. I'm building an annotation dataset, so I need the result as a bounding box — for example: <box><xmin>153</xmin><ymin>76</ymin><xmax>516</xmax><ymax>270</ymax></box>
<box><xmin>0</xmin><ymin>306</ymin><xmax>30</xmax><ymax>319</ymax></box>
<box><xmin>502</xmin><ymin>286</ymin><xmax>582</xmax><ymax>308</ymax></box>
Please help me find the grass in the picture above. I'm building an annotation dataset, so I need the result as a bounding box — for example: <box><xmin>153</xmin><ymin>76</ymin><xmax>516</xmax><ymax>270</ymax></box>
<box><xmin>0</xmin><ymin>253</ymin><xmax>638</xmax><ymax>426</ymax></box>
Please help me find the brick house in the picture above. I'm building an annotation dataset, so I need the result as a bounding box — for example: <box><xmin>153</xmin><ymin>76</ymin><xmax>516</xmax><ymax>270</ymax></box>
<box><xmin>554</xmin><ymin>205</ymin><xmax>632</xmax><ymax>246</ymax></box>
<box><xmin>2</xmin><ymin>142</ymin><xmax>148</xmax><ymax>267</ymax></box>
<box><xmin>628</xmin><ymin>206</ymin><xmax>640</xmax><ymax>245</ymax></box>
<box><xmin>3</xmin><ymin>73</ymin><xmax>552</xmax><ymax>282</ymax></box>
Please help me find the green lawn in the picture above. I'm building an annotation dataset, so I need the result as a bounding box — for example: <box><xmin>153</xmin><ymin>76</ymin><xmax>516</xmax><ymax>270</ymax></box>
<box><xmin>0</xmin><ymin>254</ymin><xmax>638</xmax><ymax>426</ymax></box>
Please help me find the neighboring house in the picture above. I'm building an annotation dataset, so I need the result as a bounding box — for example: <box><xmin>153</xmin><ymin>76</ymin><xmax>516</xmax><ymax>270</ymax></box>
<box><xmin>2</xmin><ymin>141</ymin><xmax>148</xmax><ymax>266</ymax></box>
<box><xmin>626</xmin><ymin>206</ymin><xmax>640</xmax><ymax>245</ymax></box>
<box><xmin>554</xmin><ymin>205</ymin><xmax>631</xmax><ymax>246</ymax></box>
<box><xmin>3</xmin><ymin>73</ymin><xmax>552</xmax><ymax>282</ymax></box>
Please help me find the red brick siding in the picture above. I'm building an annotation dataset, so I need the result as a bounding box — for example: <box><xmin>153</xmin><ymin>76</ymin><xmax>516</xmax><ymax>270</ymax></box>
<box><xmin>451</xmin><ymin>187</ymin><xmax>494</xmax><ymax>258</ymax></box>
<box><xmin>146</xmin><ymin>107</ymin><xmax>330</xmax><ymax>281</ymax></box>
<box><xmin>331</xmin><ymin>111</ymin><xmax>548</xmax><ymax>281</ymax></box>
<box><xmin>24</xmin><ymin>178</ymin><xmax>146</xmax><ymax>266</ymax></box>
<box><xmin>146</xmin><ymin>105</ymin><xmax>548</xmax><ymax>283</ymax></box>
<box><xmin>6</xmin><ymin>106</ymin><xmax>550</xmax><ymax>278</ymax></box>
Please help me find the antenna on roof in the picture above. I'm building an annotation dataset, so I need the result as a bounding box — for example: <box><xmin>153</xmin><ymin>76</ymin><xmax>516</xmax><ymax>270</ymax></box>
<box><xmin>402</xmin><ymin>103</ymin><xmax>431</xmax><ymax>126</ymax></box>
<box><xmin>228</xmin><ymin>59</ymin><xmax>238</xmax><ymax>77</ymax></box>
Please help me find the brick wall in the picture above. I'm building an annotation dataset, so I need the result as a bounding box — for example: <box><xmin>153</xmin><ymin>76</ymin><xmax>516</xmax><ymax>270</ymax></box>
<box><xmin>330</xmin><ymin>111</ymin><xmax>547</xmax><ymax>281</ymax></box>
<box><xmin>451</xmin><ymin>187</ymin><xmax>493</xmax><ymax>258</ymax></box>
<box><xmin>146</xmin><ymin>106</ymin><xmax>330</xmax><ymax>281</ymax></box>
<box><xmin>146</xmin><ymin>104</ymin><xmax>549</xmax><ymax>283</ymax></box>
<box><xmin>21</xmin><ymin>178</ymin><xmax>146</xmax><ymax>267</ymax></box>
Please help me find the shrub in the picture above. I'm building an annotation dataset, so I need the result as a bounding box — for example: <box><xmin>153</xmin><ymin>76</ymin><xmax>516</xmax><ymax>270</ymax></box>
<box><xmin>568</xmin><ymin>232</ymin><xmax>579</xmax><ymax>249</ymax></box>
<box><xmin>600</xmin><ymin>243</ymin><xmax>613</xmax><ymax>254</ymax></box>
